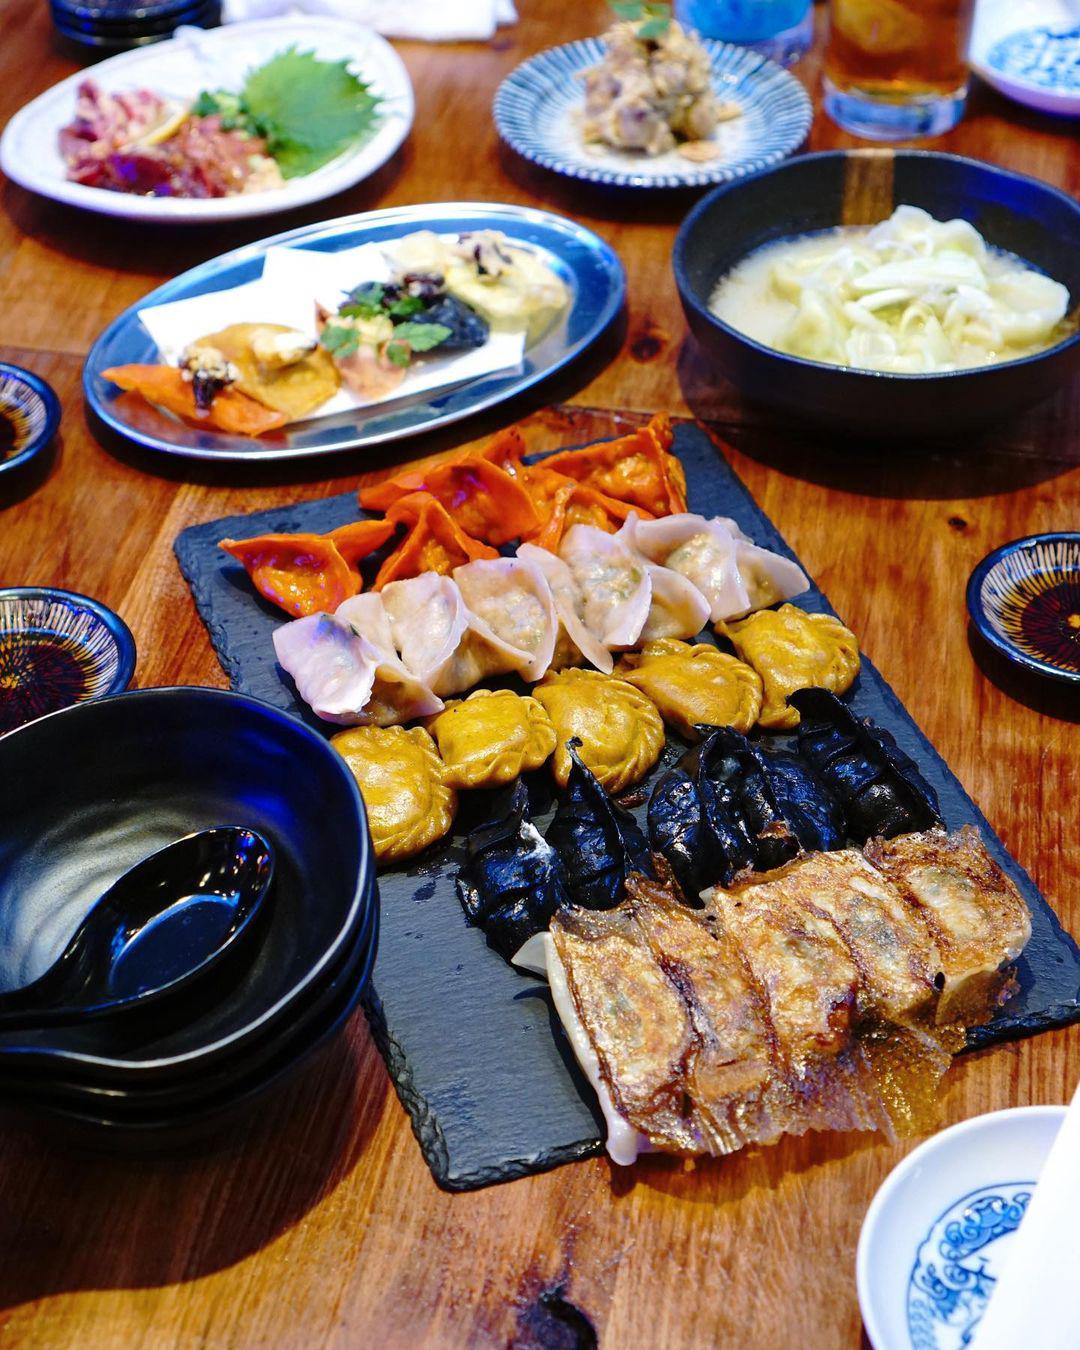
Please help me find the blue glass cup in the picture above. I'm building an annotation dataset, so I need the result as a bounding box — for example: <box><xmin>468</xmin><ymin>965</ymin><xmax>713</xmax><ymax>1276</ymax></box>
<box><xmin>675</xmin><ymin>0</ymin><xmax>814</xmax><ymax>65</ymax></box>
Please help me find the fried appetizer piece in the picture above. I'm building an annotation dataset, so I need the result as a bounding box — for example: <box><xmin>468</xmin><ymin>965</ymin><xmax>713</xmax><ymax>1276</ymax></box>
<box><xmin>220</xmin><ymin>520</ymin><xmax>395</xmax><ymax>618</ymax></box>
<box><xmin>705</xmin><ymin>875</ymin><xmax>890</xmax><ymax>1137</ymax></box>
<box><xmin>190</xmin><ymin>323</ymin><xmax>339</xmax><ymax>419</ymax></box>
<box><xmin>429</xmin><ymin>689</ymin><xmax>556</xmax><ymax>790</ymax></box>
<box><xmin>331</xmin><ymin>725</ymin><xmax>456</xmax><ymax>866</ymax></box>
<box><xmin>743</xmin><ymin>850</ymin><xmax>945</xmax><ymax>1029</ymax></box>
<box><xmin>104</xmin><ymin>364</ymin><xmax>287</xmax><ymax>437</ymax></box>
<box><xmin>532</xmin><ymin>667</ymin><xmax>665</xmax><ymax>792</ymax></box>
<box><xmin>545</xmin><ymin>743</ymin><xmax>653</xmax><ymax>910</ymax></box>
<box><xmin>539</xmin><ymin>414</ymin><xmax>687</xmax><ymax>517</ymax></box>
<box><xmin>373</xmin><ymin>492</ymin><xmax>498</xmax><ymax>589</ymax></box>
<box><xmin>791</xmin><ymin>689</ymin><xmax>942</xmax><ymax>842</ymax></box>
<box><xmin>864</xmin><ymin>827</ymin><xmax>1032</xmax><ymax>1026</ymax></box>
<box><xmin>719</xmin><ymin>604</ymin><xmax>861</xmax><ymax>731</ymax></box>
<box><xmin>458</xmin><ymin>780</ymin><xmax>570</xmax><ymax>960</ymax></box>
<box><xmin>616</xmin><ymin>639</ymin><xmax>762</xmax><ymax>740</ymax></box>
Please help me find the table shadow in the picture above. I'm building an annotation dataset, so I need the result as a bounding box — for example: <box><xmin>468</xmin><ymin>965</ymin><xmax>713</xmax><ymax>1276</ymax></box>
<box><xmin>0</xmin><ymin>1013</ymin><xmax>387</xmax><ymax>1309</ymax></box>
<box><xmin>967</xmin><ymin>625</ymin><xmax>1080</xmax><ymax>724</ymax></box>
<box><xmin>677</xmin><ymin>347</ymin><xmax>1080</xmax><ymax>502</ymax></box>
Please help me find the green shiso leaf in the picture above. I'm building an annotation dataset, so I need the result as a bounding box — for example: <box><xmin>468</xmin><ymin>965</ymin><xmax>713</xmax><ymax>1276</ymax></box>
<box><xmin>240</xmin><ymin>46</ymin><xmax>381</xmax><ymax>180</ymax></box>
<box><xmin>390</xmin><ymin>322</ymin><xmax>453</xmax><ymax>353</ymax></box>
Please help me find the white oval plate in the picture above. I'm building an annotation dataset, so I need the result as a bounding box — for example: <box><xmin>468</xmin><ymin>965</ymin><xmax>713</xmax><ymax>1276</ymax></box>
<box><xmin>0</xmin><ymin>17</ymin><xmax>415</xmax><ymax>223</ymax></box>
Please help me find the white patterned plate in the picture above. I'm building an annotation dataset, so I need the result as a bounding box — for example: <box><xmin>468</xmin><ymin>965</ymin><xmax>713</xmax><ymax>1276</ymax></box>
<box><xmin>493</xmin><ymin>37</ymin><xmax>811</xmax><ymax>190</ymax></box>
<box><xmin>970</xmin><ymin>0</ymin><xmax>1080</xmax><ymax>117</ymax></box>
<box><xmin>857</xmin><ymin>1106</ymin><xmax>1067</xmax><ymax>1350</ymax></box>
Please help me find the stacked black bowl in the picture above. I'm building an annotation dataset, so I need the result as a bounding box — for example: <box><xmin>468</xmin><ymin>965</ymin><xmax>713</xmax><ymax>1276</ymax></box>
<box><xmin>0</xmin><ymin>687</ymin><xmax>377</xmax><ymax>1146</ymax></box>
<box><xmin>51</xmin><ymin>0</ymin><xmax>221</xmax><ymax>52</ymax></box>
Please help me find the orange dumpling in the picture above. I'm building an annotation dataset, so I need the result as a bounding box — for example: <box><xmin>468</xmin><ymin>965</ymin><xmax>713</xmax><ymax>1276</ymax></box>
<box><xmin>372</xmin><ymin>492</ymin><xmax>498</xmax><ymax>589</ymax></box>
<box><xmin>359</xmin><ymin>456</ymin><xmax>540</xmax><ymax>545</ymax></box>
<box><xmin>521</xmin><ymin>466</ymin><xmax>654</xmax><ymax>552</ymax></box>
<box><xmin>220</xmin><ymin>519</ymin><xmax>394</xmax><ymax>618</ymax></box>
<box><xmin>539</xmin><ymin>414</ymin><xmax>686</xmax><ymax>516</ymax></box>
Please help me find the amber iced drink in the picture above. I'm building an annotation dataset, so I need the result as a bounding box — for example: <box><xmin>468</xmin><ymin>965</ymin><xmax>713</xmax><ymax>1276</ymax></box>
<box><xmin>823</xmin><ymin>0</ymin><xmax>976</xmax><ymax>139</ymax></box>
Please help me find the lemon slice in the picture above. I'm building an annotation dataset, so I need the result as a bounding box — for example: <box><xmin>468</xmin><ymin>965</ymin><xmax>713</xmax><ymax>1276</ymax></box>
<box><xmin>132</xmin><ymin>103</ymin><xmax>188</xmax><ymax>149</ymax></box>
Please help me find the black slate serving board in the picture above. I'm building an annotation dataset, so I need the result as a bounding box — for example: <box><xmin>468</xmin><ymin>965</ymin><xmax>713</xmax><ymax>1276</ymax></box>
<box><xmin>176</xmin><ymin>422</ymin><xmax>1080</xmax><ymax>1190</ymax></box>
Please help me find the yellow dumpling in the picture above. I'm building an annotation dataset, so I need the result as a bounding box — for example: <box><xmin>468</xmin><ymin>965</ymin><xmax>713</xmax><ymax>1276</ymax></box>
<box><xmin>615</xmin><ymin>639</ymin><xmax>763</xmax><ymax>741</ymax></box>
<box><xmin>532</xmin><ymin>668</ymin><xmax>665</xmax><ymax>792</ymax></box>
<box><xmin>718</xmin><ymin>604</ymin><xmax>860</xmax><ymax>731</ymax></box>
<box><xmin>428</xmin><ymin>689</ymin><xmax>557</xmax><ymax>790</ymax></box>
<box><xmin>331</xmin><ymin>725</ymin><xmax>456</xmax><ymax>866</ymax></box>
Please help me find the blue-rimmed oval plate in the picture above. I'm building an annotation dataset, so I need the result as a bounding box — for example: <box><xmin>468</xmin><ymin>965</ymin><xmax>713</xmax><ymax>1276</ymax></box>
<box><xmin>0</xmin><ymin>587</ymin><xmax>136</xmax><ymax>734</ymax></box>
<box><xmin>83</xmin><ymin>202</ymin><xmax>626</xmax><ymax>463</ymax></box>
<box><xmin>493</xmin><ymin>37</ymin><xmax>811</xmax><ymax>190</ymax></box>
<box><xmin>966</xmin><ymin>533</ymin><xmax>1080</xmax><ymax>685</ymax></box>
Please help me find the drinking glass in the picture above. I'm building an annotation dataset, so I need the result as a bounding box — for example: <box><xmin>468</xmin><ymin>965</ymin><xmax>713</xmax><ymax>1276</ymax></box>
<box><xmin>823</xmin><ymin>0</ymin><xmax>977</xmax><ymax>139</ymax></box>
<box><xmin>675</xmin><ymin>0</ymin><xmax>814</xmax><ymax>66</ymax></box>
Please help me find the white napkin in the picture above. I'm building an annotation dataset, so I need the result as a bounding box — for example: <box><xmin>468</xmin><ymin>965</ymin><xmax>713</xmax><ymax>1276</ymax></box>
<box><xmin>220</xmin><ymin>0</ymin><xmax>517</xmax><ymax>41</ymax></box>
<box><xmin>137</xmin><ymin>243</ymin><xmax>526</xmax><ymax>422</ymax></box>
<box><xmin>971</xmin><ymin>1080</ymin><xmax>1080</xmax><ymax>1350</ymax></box>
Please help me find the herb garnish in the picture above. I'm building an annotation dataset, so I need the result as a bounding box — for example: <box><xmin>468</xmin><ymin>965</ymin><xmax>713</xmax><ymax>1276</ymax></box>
<box><xmin>194</xmin><ymin>47</ymin><xmax>380</xmax><ymax>180</ymax></box>
<box><xmin>609</xmin><ymin>1</ymin><xmax>672</xmax><ymax>38</ymax></box>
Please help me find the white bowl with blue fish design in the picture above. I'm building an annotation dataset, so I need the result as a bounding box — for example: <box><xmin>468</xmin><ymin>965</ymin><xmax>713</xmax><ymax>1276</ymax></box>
<box><xmin>493</xmin><ymin>37</ymin><xmax>811</xmax><ymax>190</ymax></box>
<box><xmin>969</xmin><ymin>0</ymin><xmax>1080</xmax><ymax>118</ymax></box>
<box><xmin>857</xmin><ymin>1105</ymin><xmax>1067</xmax><ymax>1350</ymax></box>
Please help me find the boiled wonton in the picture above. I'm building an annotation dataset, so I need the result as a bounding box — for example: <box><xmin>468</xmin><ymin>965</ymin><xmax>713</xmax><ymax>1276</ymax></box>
<box><xmin>719</xmin><ymin>603</ymin><xmax>860</xmax><ymax>730</ymax></box>
<box><xmin>380</xmin><ymin>573</ymin><xmax>532</xmax><ymax>697</ymax></box>
<box><xmin>273</xmin><ymin>612</ymin><xmax>443</xmax><ymax>727</ymax></box>
<box><xmin>516</xmin><ymin>543</ymin><xmax>615</xmax><ymax>674</ymax></box>
<box><xmin>453</xmin><ymin>556</ymin><xmax>558</xmax><ymax>682</ymax></box>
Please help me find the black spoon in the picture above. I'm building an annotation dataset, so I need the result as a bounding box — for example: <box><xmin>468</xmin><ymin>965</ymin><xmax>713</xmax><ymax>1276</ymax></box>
<box><xmin>0</xmin><ymin>827</ymin><xmax>275</xmax><ymax>1031</ymax></box>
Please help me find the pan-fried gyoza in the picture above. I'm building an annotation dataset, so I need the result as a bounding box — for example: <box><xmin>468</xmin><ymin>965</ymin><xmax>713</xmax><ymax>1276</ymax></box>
<box><xmin>515</xmin><ymin>828</ymin><xmax>1030</xmax><ymax>1164</ymax></box>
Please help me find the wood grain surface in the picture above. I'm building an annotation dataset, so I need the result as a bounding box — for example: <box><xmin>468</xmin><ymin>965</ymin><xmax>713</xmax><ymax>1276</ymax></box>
<box><xmin>0</xmin><ymin>1</ymin><xmax>1077</xmax><ymax>1346</ymax></box>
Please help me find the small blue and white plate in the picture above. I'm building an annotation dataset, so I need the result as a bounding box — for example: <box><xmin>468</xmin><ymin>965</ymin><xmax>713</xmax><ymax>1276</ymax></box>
<box><xmin>0</xmin><ymin>588</ymin><xmax>136</xmax><ymax>735</ymax></box>
<box><xmin>493</xmin><ymin>38</ymin><xmax>811</xmax><ymax>190</ymax></box>
<box><xmin>966</xmin><ymin>533</ymin><xmax>1080</xmax><ymax>685</ymax></box>
<box><xmin>0</xmin><ymin>363</ymin><xmax>61</xmax><ymax>479</ymax></box>
<box><xmin>857</xmin><ymin>1105</ymin><xmax>1066</xmax><ymax>1350</ymax></box>
<box><xmin>969</xmin><ymin>0</ymin><xmax>1080</xmax><ymax>118</ymax></box>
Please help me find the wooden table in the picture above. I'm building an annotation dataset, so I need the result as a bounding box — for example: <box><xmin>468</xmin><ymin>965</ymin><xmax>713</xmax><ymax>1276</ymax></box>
<box><xmin>0</xmin><ymin>2</ymin><xmax>1077</xmax><ymax>1345</ymax></box>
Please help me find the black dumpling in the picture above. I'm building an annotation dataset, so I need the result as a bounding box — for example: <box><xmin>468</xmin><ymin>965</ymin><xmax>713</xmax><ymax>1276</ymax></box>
<box><xmin>456</xmin><ymin>780</ymin><xmax>570</xmax><ymax>961</ymax></box>
<box><xmin>790</xmin><ymin>688</ymin><xmax>942</xmax><ymax>842</ymax></box>
<box><xmin>546</xmin><ymin>744</ymin><xmax>653</xmax><ymax>910</ymax></box>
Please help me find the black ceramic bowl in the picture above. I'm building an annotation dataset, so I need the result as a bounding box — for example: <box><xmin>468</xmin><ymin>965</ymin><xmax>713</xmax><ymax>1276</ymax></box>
<box><xmin>0</xmin><ymin>687</ymin><xmax>375</xmax><ymax>1084</ymax></box>
<box><xmin>673</xmin><ymin>150</ymin><xmax>1080</xmax><ymax>439</ymax></box>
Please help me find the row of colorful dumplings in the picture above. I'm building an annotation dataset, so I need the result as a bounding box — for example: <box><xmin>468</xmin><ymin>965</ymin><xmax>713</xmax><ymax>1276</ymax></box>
<box><xmin>271</xmin><ymin>509</ymin><xmax>841</xmax><ymax>730</ymax></box>
<box><xmin>221</xmin><ymin>416</ymin><xmax>689</xmax><ymax>619</ymax></box>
